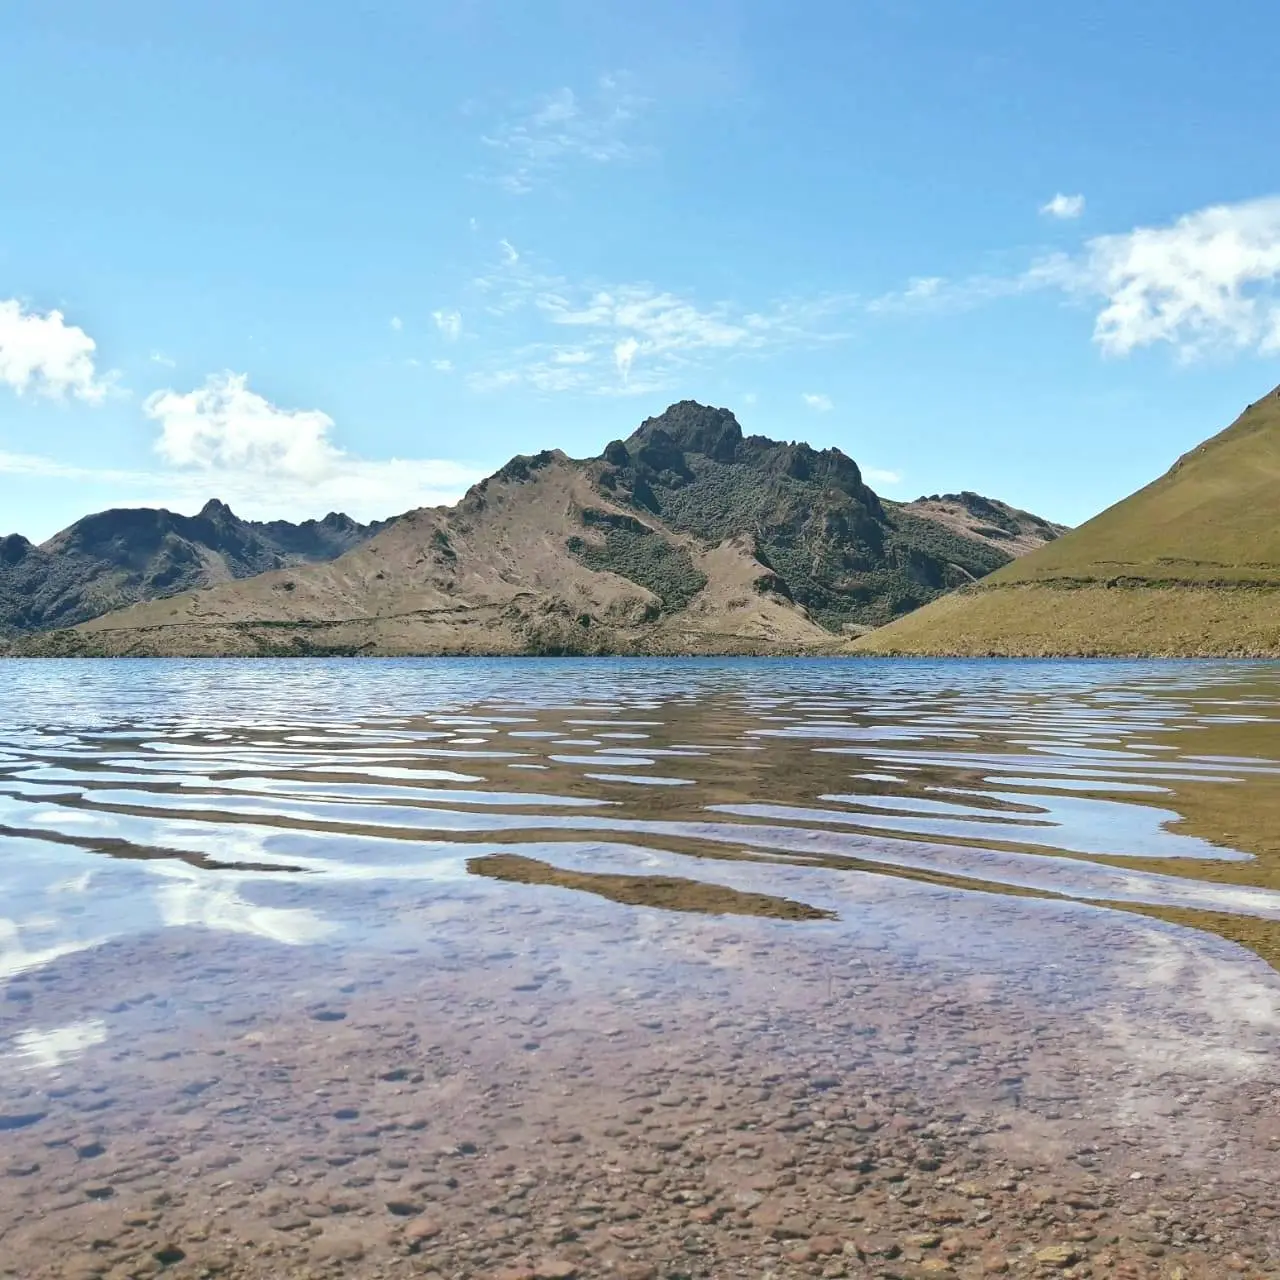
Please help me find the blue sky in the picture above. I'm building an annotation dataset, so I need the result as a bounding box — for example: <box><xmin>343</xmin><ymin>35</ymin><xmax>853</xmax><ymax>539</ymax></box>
<box><xmin>3</xmin><ymin>0</ymin><xmax>1280</xmax><ymax>540</ymax></box>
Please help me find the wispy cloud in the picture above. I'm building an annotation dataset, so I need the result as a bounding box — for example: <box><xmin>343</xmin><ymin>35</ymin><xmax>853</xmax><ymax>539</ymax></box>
<box><xmin>149</xmin><ymin>351</ymin><xmax>176</xmax><ymax>368</ymax></box>
<box><xmin>0</xmin><ymin>449</ymin><xmax>142</xmax><ymax>485</ymax></box>
<box><xmin>460</xmin><ymin>243</ymin><xmax>858</xmax><ymax>397</ymax></box>
<box><xmin>802</xmin><ymin>392</ymin><xmax>833</xmax><ymax>412</ymax></box>
<box><xmin>432</xmin><ymin>309</ymin><xmax>463</xmax><ymax>341</ymax></box>
<box><xmin>0</xmin><ymin>300</ymin><xmax>114</xmax><ymax>404</ymax></box>
<box><xmin>0</xmin><ymin>448</ymin><xmax>482</xmax><ymax>526</ymax></box>
<box><xmin>614</xmin><ymin>337</ymin><xmax>640</xmax><ymax>382</ymax></box>
<box><xmin>431</xmin><ymin>358</ymin><xmax>454</xmax><ymax>373</ymax></box>
<box><xmin>870</xmin><ymin>195</ymin><xmax>1280</xmax><ymax>361</ymax></box>
<box><xmin>389</xmin><ymin>315</ymin><xmax>403</xmax><ymax>332</ymax></box>
<box><xmin>863</xmin><ymin>467</ymin><xmax>903</xmax><ymax>487</ymax></box>
<box><xmin>540</xmin><ymin>286</ymin><xmax>758</xmax><ymax>355</ymax></box>
<box><xmin>1040</xmin><ymin>192</ymin><xmax>1086</xmax><ymax>220</ymax></box>
<box><xmin>467</xmin><ymin>347</ymin><xmax>604</xmax><ymax>396</ymax></box>
<box><xmin>866</xmin><ymin>272</ymin><xmax>1032</xmax><ymax>315</ymax></box>
<box><xmin>466</xmin><ymin>369</ymin><xmax>522</xmax><ymax>393</ymax></box>
<box><xmin>479</xmin><ymin>76</ymin><xmax>651</xmax><ymax>194</ymax></box>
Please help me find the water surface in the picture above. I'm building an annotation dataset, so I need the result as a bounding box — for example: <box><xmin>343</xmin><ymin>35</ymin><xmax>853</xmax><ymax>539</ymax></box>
<box><xmin>1</xmin><ymin>658</ymin><xmax>1278</xmax><ymax>1278</ymax></box>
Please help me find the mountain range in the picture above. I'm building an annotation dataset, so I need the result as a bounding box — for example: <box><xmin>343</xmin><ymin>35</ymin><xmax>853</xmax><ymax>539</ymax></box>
<box><xmin>0</xmin><ymin>502</ymin><xmax>387</xmax><ymax>641</ymax></box>
<box><xmin>854</xmin><ymin>384</ymin><xmax>1280</xmax><ymax>656</ymax></box>
<box><xmin>5</xmin><ymin>401</ymin><xmax>1062</xmax><ymax>657</ymax></box>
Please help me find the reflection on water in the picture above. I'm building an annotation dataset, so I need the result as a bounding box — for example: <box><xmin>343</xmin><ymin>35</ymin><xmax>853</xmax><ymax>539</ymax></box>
<box><xmin>2</xmin><ymin>660</ymin><xmax>1279</xmax><ymax>942</ymax></box>
<box><xmin>1</xmin><ymin>659</ymin><xmax>1279</xmax><ymax>1277</ymax></box>
<box><xmin>1</xmin><ymin>659</ymin><xmax>1279</xmax><ymax>964</ymax></box>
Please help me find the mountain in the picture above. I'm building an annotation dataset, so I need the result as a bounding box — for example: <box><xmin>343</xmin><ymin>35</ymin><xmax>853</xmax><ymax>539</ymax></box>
<box><xmin>853</xmin><ymin>385</ymin><xmax>1280</xmax><ymax>657</ymax></box>
<box><xmin>0</xmin><ymin>500</ymin><xmax>388</xmax><ymax>639</ymax></box>
<box><xmin>11</xmin><ymin>402</ymin><xmax>1062</xmax><ymax>658</ymax></box>
<box><xmin>897</xmin><ymin>491</ymin><xmax>1066</xmax><ymax>559</ymax></box>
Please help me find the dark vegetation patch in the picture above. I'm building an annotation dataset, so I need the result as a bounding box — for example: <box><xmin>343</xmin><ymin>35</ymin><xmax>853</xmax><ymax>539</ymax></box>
<box><xmin>593</xmin><ymin>402</ymin><xmax>1019</xmax><ymax>631</ymax></box>
<box><xmin>567</xmin><ymin>514</ymin><xmax>708</xmax><ymax>614</ymax></box>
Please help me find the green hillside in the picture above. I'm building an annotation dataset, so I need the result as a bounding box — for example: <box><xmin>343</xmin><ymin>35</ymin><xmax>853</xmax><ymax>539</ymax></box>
<box><xmin>854</xmin><ymin>385</ymin><xmax>1280</xmax><ymax>656</ymax></box>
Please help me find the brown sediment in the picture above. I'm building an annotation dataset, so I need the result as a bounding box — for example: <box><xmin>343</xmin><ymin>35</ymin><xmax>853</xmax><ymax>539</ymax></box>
<box><xmin>466</xmin><ymin>852</ymin><xmax>834</xmax><ymax>921</ymax></box>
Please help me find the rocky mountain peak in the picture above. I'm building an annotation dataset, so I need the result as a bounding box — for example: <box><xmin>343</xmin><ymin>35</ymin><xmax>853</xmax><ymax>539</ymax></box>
<box><xmin>317</xmin><ymin>512</ymin><xmax>357</xmax><ymax>531</ymax></box>
<box><xmin>630</xmin><ymin>402</ymin><xmax>744</xmax><ymax>464</ymax></box>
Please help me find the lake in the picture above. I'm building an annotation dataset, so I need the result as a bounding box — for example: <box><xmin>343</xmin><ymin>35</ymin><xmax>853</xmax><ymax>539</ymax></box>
<box><xmin>1</xmin><ymin>658</ymin><xmax>1278</xmax><ymax>1279</ymax></box>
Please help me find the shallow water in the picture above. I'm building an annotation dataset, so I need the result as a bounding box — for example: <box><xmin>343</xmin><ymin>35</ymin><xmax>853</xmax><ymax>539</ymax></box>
<box><xmin>1</xmin><ymin>658</ymin><xmax>1279</xmax><ymax>1279</ymax></box>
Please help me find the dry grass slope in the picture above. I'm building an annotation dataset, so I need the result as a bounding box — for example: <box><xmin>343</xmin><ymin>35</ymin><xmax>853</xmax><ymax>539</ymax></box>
<box><xmin>17</xmin><ymin>459</ymin><xmax>839</xmax><ymax>658</ymax></box>
<box><xmin>854</xmin><ymin>385</ymin><xmax>1280</xmax><ymax>656</ymax></box>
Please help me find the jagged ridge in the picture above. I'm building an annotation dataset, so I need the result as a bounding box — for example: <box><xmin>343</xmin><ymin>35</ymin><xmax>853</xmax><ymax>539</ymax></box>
<box><xmin>0</xmin><ymin>500</ymin><xmax>389</xmax><ymax>637</ymax></box>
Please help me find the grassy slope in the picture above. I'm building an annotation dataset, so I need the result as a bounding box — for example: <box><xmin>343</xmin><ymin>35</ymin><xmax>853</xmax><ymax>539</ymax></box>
<box><xmin>854</xmin><ymin>386</ymin><xmax>1280</xmax><ymax>656</ymax></box>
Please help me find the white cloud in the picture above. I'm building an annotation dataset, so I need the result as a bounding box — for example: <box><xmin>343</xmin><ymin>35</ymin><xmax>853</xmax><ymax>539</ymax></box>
<box><xmin>0</xmin><ymin>443</ymin><xmax>482</xmax><ymax>527</ymax></box>
<box><xmin>1050</xmin><ymin>195</ymin><xmax>1280</xmax><ymax>357</ymax></box>
<box><xmin>871</xmin><ymin>195</ymin><xmax>1280</xmax><ymax>361</ymax></box>
<box><xmin>146</xmin><ymin>372</ymin><xmax>340</xmax><ymax>481</ymax></box>
<box><xmin>499</xmin><ymin>239</ymin><xmax>520</xmax><ymax>264</ymax></box>
<box><xmin>150</xmin><ymin>351</ymin><xmax>176</xmax><ymax>368</ymax></box>
<box><xmin>863</xmin><ymin>467</ymin><xmax>903</xmax><ymax>487</ymax></box>
<box><xmin>480</xmin><ymin>76</ymin><xmax>650</xmax><ymax>194</ymax></box>
<box><xmin>390</xmin><ymin>315</ymin><xmax>403</xmax><ymax>331</ymax></box>
<box><xmin>468</xmin><ymin>349</ymin><xmax>602</xmax><ymax>395</ymax></box>
<box><xmin>533</xmin><ymin>285</ymin><xmax>782</xmax><ymax>391</ymax></box>
<box><xmin>0</xmin><ymin>299</ymin><xmax>112</xmax><ymax>404</ymax></box>
<box><xmin>431</xmin><ymin>358</ymin><xmax>455</xmax><ymax>373</ymax></box>
<box><xmin>433</xmin><ymin>309</ymin><xmax>463</xmax><ymax>341</ymax></box>
<box><xmin>1041</xmin><ymin>192</ymin><xmax>1086</xmax><ymax>220</ymax></box>
<box><xmin>118</xmin><ymin>372</ymin><xmax>485</xmax><ymax>522</ymax></box>
<box><xmin>802</xmin><ymin>392</ymin><xmax>833</xmax><ymax>412</ymax></box>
